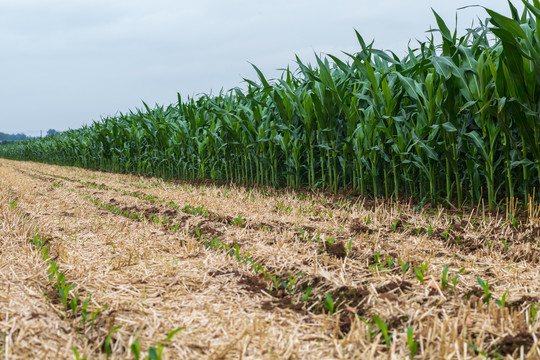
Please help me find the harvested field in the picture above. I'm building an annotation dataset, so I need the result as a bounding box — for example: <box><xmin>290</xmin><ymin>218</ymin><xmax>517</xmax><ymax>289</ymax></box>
<box><xmin>0</xmin><ymin>158</ymin><xmax>539</xmax><ymax>359</ymax></box>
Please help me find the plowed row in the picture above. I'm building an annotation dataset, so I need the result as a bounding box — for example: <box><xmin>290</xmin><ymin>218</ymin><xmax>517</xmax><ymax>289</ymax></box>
<box><xmin>0</xmin><ymin>159</ymin><xmax>539</xmax><ymax>359</ymax></box>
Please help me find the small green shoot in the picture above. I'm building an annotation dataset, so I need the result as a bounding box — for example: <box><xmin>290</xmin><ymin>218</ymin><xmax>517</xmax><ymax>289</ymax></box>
<box><xmin>71</xmin><ymin>346</ymin><xmax>87</xmax><ymax>360</ymax></box>
<box><xmin>414</xmin><ymin>261</ymin><xmax>429</xmax><ymax>284</ymax></box>
<box><xmin>441</xmin><ymin>264</ymin><xmax>449</xmax><ymax>290</ymax></box>
<box><xmin>373</xmin><ymin>314</ymin><xmax>392</xmax><ymax>348</ymax></box>
<box><xmin>324</xmin><ymin>293</ymin><xmax>335</xmax><ymax>315</ymax></box>
<box><xmin>302</xmin><ymin>286</ymin><xmax>312</xmax><ymax>302</ymax></box>
<box><xmin>476</xmin><ymin>276</ymin><xmax>492</xmax><ymax>304</ymax></box>
<box><xmin>530</xmin><ymin>303</ymin><xmax>539</xmax><ymax>325</ymax></box>
<box><xmin>232</xmin><ymin>214</ymin><xmax>246</xmax><ymax>227</ymax></box>
<box><xmin>398</xmin><ymin>258</ymin><xmax>409</xmax><ymax>275</ymax></box>
<box><xmin>407</xmin><ymin>326</ymin><xmax>419</xmax><ymax>358</ymax></box>
<box><xmin>104</xmin><ymin>325</ymin><xmax>122</xmax><ymax>357</ymax></box>
<box><xmin>452</xmin><ymin>268</ymin><xmax>465</xmax><ymax>294</ymax></box>
<box><xmin>496</xmin><ymin>290</ymin><xmax>508</xmax><ymax>307</ymax></box>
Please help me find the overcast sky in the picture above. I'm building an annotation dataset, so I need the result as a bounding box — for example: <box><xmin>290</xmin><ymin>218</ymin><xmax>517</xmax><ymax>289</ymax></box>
<box><xmin>0</xmin><ymin>0</ymin><xmax>525</xmax><ymax>136</ymax></box>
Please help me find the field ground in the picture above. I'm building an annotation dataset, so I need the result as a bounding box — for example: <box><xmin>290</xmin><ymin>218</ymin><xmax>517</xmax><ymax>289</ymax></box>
<box><xmin>0</xmin><ymin>158</ymin><xmax>539</xmax><ymax>359</ymax></box>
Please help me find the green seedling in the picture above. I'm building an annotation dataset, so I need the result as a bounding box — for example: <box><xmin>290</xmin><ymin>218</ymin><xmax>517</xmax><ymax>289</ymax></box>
<box><xmin>147</xmin><ymin>327</ymin><xmax>183</xmax><ymax>360</ymax></box>
<box><xmin>233</xmin><ymin>243</ymin><xmax>242</xmax><ymax>261</ymax></box>
<box><xmin>484</xmin><ymin>237</ymin><xmax>492</xmax><ymax>251</ymax></box>
<box><xmin>468</xmin><ymin>343</ymin><xmax>488</xmax><ymax>358</ymax></box>
<box><xmin>407</xmin><ymin>326</ymin><xmax>419</xmax><ymax>358</ymax></box>
<box><xmin>452</xmin><ymin>268</ymin><xmax>465</xmax><ymax>294</ymax></box>
<box><xmin>8</xmin><ymin>200</ymin><xmax>17</xmax><ymax>209</ymax></box>
<box><xmin>286</xmin><ymin>272</ymin><xmax>305</xmax><ymax>294</ymax></box>
<box><xmin>414</xmin><ymin>261</ymin><xmax>429</xmax><ymax>284</ymax></box>
<box><xmin>365</xmin><ymin>214</ymin><xmax>371</xmax><ymax>225</ymax></box>
<box><xmin>324</xmin><ymin>293</ymin><xmax>335</xmax><ymax>315</ymax></box>
<box><xmin>496</xmin><ymin>290</ymin><xmax>508</xmax><ymax>307</ymax></box>
<box><xmin>70</xmin><ymin>293</ymin><xmax>79</xmax><ymax>316</ymax></box>
<box><xmin>48</xmin><ymin>260</ymin><xmax>60</xmax><ymax>281</ymax></box>
<box><xmin>476</xmin><ymin>276</ymin><xmax>492</xmax><ymax>304</ymax></box>
<box><xmin>442</xmin><ymin>225</ymin><xmax>453</xmax><ymax>241</ymax></box>
<box><xmin>373</xmin><ymin>250</ymin><xmax>382</xmax><ymax>267</ymax></box>
<box><xmin>385</xmin><ymin>256</ymin><xmax>395</xmax><ymax>269</ymax></box>
<box><xmin>507</xmin><ymin>213</ymin><xmax>519</xmax><ymax>229</ymax></box>
<box><xmin>499</xmin><ymin>238</ymin><xmax>510</xmax><ymax>252</ymax></box>
<box><xmin>302</xmin><ymin>286</ymin><xmax>312</xmax><ymax>302</ymax></box>
<box><xmin>131</xmin><ymin>338</ymin><xmax>142</xmax><ymax>360</ymax></box>
<box><xmin>441</xmin><ymin>265</ymin><xmax>449</xmax><ymax>290</ymax></box>
<box><xmin>530</xmin><ymin>303</ymin><xmax>539</xmax><ymax>325</ymax></box>
<box><xmin>90</xmin><ymin>305</ymin><xmax>109</xmax><ymax>327</ymax></box>
<box><xmin>391</xmin><ymin>218</ymin><xmax>400</xmax><ymax>232</ymax></box>
<box><xmin>347</xmin><ymin>238</ymin><xmax>353</xmax><ymax>255</ymax></box>
<box><xmin>252</xmin><ymin>263</ymin><xmax>263</xmax><ymax>276</ymax></box>
<box><xmin>71</xmin><ymin>346</ymin><xmax>87</xmax><ymax>360</ymax></box>
<box><xmin>194</xmin><ymin>227</ymin><xmax>202</xmax><ymax>241</ymax></box>
<box><xmin>104</xmin><ymin>325</ymin><xmax>122</xmax><ymax>357</ymax></box>
<box><xmin>398</xmin><ymin>258</ymin><xmax>409</xmax><ymax>275</ymax></box>
<box><xmin>326</xmin><ymin>236</ymin><xmax>335</xmax><ymax>246</ymax></box>
<box><xmin>269</xmin><ymin>275</ymin><xmax>282</xmax><ymax>291</ymax></box>
<box><xmin>232</xmin><ymin>214</ymin><xmax>246</xmax><ymax>227</ymax></box>
<box><xmin>427</xmin><ymin>224</ymin><xmax>433</xmax><ymax>237</ymax></box>
<box><xmin>81</xmin><ymin>294</ymin><xmax>91</xmax><ymax>326</ymax></box>
<box><xmin>373</xmin><ymin>314</ymin><xmax>392</xmax><ymax>348</ymax></box>
<box><xmin>359</xmin><ymin>317</ymin><xmax>374</xmax><ymax>341</ymax></box>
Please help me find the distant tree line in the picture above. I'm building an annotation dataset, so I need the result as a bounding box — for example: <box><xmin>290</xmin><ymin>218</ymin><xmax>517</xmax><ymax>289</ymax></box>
<box><xmin>0</xmin><ymin>129</ymin><xmax>62</xmax><ymax>145</ymax></box>
<box><xmin>0</xmin><ymin>132</ymin><xmax>30</xmax><ymax>141</ymax></box>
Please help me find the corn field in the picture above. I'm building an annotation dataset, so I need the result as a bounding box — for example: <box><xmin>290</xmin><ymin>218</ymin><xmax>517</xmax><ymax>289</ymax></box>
<box><xmin>2</xmin><ymin>2</ymin><xmax>540</xmax><ymax>210</ymax></box>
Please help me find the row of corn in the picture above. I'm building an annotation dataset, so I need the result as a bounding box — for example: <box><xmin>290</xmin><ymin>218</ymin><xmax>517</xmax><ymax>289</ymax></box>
<box><xmin>1</xmin><ymin>2</ymin><xmax>540</xmax><ymax>209</ymax></box>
